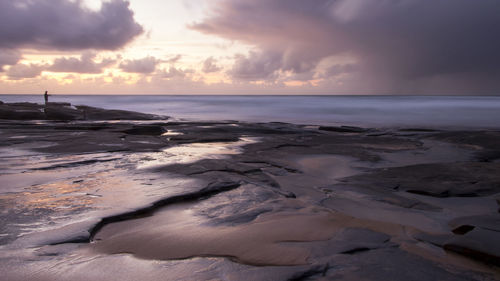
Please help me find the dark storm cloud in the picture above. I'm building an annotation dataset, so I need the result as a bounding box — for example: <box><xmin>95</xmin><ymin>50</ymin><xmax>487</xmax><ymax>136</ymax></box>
<box><xmin>0</xmin><ymin>0</ymin><xmax>143</xmax><ymax>50</ymax></box>
<box><xmin>49</xmin><ymin>52</ymin><xmax>115</xmax><ymax>73</ymax></box>
<box><xmin>229</xmin><ymin>51</ymin><xmax>282</xmax><ymax>80</ymax></box>
<box><xmin>322</xmin><ymin>64</ymin><xmax>358</xmax><ymax>78</ymax></box>
<box><xmin>191</xmin><ymin>0</ymin><xmax>500</xmax><ymax>93</ymax></box>
<box><xmin>119</xmin><ymin>56</ymin><xmax>160</xmax><ymax>73</ymax></box>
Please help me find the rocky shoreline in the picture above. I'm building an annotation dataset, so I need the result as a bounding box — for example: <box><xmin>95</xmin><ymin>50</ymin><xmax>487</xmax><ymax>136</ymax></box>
<box><xmin>0</xmin><ymin>101</ymin><xmax>167</xmax><ymax>121</ymax></box>
<box><xmin>0</xmin><ymin>101</ymin><xmax>499</xmax><ymax>280</ymax></box>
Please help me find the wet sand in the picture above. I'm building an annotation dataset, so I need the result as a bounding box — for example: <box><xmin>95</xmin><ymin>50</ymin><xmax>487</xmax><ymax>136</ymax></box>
<box><xmin>0</xmin><ymin>101</ymin><xmax>499</xmax><ymax>280</ymax></box>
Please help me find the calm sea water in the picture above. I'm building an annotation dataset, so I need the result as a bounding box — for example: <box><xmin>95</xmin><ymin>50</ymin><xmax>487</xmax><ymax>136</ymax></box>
<box><xmin>1</xmin><ymin>95</ymin><xmax>499</xmax><ymax>128</ymax></box>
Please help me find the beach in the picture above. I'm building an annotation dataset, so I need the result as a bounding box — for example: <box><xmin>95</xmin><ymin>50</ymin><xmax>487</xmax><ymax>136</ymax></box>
<box><xmin>0</xmin><ymin>101</ymin><xmax>499</xmax><ymax>280</ymax></box>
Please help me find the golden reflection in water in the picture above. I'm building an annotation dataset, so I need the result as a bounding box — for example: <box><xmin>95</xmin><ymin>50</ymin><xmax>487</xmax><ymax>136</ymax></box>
<box><xmin>0</xmin><ymin>169</ymin><xmax>134</xmax><ymax>215</ymax></box>
<box><xmin>0</xmin><ymin>181</ymin><xmax>95</xmax><ymax>212</ymax></box>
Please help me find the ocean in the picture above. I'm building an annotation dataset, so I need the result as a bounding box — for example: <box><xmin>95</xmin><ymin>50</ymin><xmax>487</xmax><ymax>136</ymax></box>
<box><xmin>1</xmin><ymin>95</ymin><xmax>499</xmax><ymax>128</ymax></box>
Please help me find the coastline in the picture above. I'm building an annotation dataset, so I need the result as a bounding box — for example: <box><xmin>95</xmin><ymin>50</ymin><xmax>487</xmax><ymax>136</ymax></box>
<box><xmin>0</xmin><ymin>101</ymin><xmax>499</xmax><ymax>280</ymax></box>
<box><xmin>3</xmin><ymin>94</ymin><xmax>500</xmax><ymax>129</ymax></box>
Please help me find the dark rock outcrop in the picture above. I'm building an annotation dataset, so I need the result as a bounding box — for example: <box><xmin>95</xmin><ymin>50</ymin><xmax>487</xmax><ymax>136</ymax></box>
<box><xmin>0</xmin><ymin>102</ymin><xmax>167</xmax><ymax>121</ymax></box>
<box><xmin>44</xmin><ymin>104</ymin><xmax>83</xmax><ymax>120</ymax></box>
<box><xmin>76</xmin><ymin>105</ymin><xmax>167</xmax><ymax>120</ymax></box>
<box><xmin>319</xmin><ymin>125</ymin><xmax>368</xmax><ymax>133</ymax></box>
<box><xmin>444</xmin><ymin>228</ymin><xmax>500</xmax><ymax>266</ymax></box>
<box><xmin>0</xmin><ymin>102</ymin><xmax>46</xmax><ymax>120</ymax></box>
<box><xmin>123</xmin><ymin>125</ymin><xmax>166</xmax><ymax>135</ymax></box>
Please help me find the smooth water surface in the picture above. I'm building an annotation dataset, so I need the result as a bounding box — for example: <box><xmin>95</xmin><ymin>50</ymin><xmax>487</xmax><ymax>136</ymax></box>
<box><xmin>1</xmin><ymin>95</ymin><xmax>499</xmax><ymax>128</ymax></box>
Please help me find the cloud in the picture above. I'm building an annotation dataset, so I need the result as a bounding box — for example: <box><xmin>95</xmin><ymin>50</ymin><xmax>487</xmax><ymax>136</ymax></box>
<box><xmin>165</xmin><ymin>54</ymin><xmax>182</xmax><ymax>64</ymax></box>
<box><xmin>229</xmin><ymin>51</ymin><xmax>281</xmax><ymax>80</ymax></box>
<box><xmin>4</xmin><ymin>52</ymin><xmax>115</xmax><ymax>79</ymax></box>
<box><xmin>202</xmin><ymin>57</ymin><xmax>222</xmax><ymax>73</ymax></box>
<box><xmin>0</xmin><ymin>0</ymin><xmax>143</xmax><ymax>50</ymax></box>
<box><xmin>0</xmin><ymin>49</ymin><xmax>21</xmax><ymax>71</ymax></box>
<box><xmin>159</xmin><ymin>66</ymin><xmax>193</xmax><ymax>79</ymax></box>
<box><xmin>191</xmin><ymin>0</ymin><xmax>500</xmax><ymax>93</ymax></box>
<box><xmin>321</xmin><ymin>64</ymin><xmax>358</xmax><ymax>79</ymax></box>
<box><xmin>6</xmin><ymin>63</ymin><xmax>46</xmax><ymax>80</ymax></box>
<box><xmin>49</xmin><ymin>52</ymin><xmax>115</xmax><ymax>73</ymax></box>
<box><xmin>119</xmin><ymin>56</ymin><xmax>159</xmax><ymax>73</ymax></box>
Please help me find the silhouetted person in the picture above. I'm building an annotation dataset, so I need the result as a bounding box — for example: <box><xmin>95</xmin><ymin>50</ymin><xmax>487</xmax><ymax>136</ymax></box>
<box><xmin>44</xmin><ymin>91</ymin><xmax>49</xmax><ymax>105</ymax></box>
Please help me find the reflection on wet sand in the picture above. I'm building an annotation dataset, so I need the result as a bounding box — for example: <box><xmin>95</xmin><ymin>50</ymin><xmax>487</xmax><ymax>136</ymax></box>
<box><xmin>92</xmin><ymin>205</ymin><xmax>341</xmax><ymax>266</ymax></box>
<box><xmin>135</xmin><ymin>137</ymin><xmax>258</xmax><ymax>169</ymax></box>
<box><xmin>0</xmin><ymin>152</ymin><xmax>199</xmax><ymax>246</ymax></box>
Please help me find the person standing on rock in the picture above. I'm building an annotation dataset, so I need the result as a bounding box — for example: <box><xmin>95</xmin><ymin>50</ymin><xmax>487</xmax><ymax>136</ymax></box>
<box><xmin>44</xmin><ymin>91</ymin><xmax>49</xmax><ymax>105</ymax></box>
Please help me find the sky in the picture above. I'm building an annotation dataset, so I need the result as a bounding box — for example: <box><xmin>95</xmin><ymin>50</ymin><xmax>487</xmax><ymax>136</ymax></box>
<box><xmin>0</xmin><ymin>0</ymin><xmax>499</xmax><ymax>95</ymax></box>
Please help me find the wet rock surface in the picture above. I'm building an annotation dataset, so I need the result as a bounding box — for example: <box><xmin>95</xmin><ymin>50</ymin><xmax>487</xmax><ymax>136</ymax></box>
<box><xmin>0</xmin><ymin>104</ymin><xmax>499</xmax><ymax>280</ymax></box>
<box><xmin>337</xmin><ymin>162</ymin><xmax>500</xmax><ymax>198</ymax></box>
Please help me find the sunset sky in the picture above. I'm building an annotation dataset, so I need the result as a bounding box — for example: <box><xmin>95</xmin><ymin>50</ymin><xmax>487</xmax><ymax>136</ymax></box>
<box><xmin>1</xmin><ymin>0</ymin><xmax>499</xmax><ymax>95</ymax></box>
